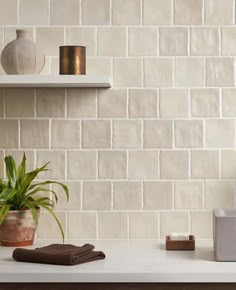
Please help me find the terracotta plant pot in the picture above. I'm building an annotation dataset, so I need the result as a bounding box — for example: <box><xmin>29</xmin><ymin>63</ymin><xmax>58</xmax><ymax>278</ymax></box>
<box><xmin>0</xmin><ymin>209</ymin><xmax>39</xmax><ymax>247</ymax></box>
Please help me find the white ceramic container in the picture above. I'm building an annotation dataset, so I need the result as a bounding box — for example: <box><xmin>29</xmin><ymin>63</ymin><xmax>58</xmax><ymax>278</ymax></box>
<box><xmin>1</xmin><ymin>29</ymin><xmax>45</xmax><ymax>75</ymax></box>
<box><xmin>213</xmin><ymin>209</ymin><xmax>236</xmax><ymax>261</ymax></box>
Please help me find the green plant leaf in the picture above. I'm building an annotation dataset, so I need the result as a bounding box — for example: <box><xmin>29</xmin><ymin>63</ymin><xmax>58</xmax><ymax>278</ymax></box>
<box><xmin>30</xmin><ymin>207</ymin><xmax>39</xmax><ymax>223</ymax></box>
<box><xmin>26</xmin><ymin>187</ymin><xmax>58</xmax><ymax>203</ymax></box>
<box><xmin>34</xmin><ymin>196</ymin><xmax>53</xmax><ymax>204</ymax></box>
<box><xmin>18</xmin><ymin>162</ymin><xmax>50</xmax><ymax>196</ymax></box>
<box><xmin>0</xmin><ymin>205</ymin><xmax>10</xmax><ymax>224</ymax></box>
<box><xmin>16</xmin><ymin>153</ymin><xmax>26</xmax><ymax>185</ymax></box>
<box><xmin>29</xmin><ymin>181</ymin><xmax>69</xmax><ymax>202</ymax></box>
<box><xmin>0</xmin><ymin>188</ymin><xmax>17</xmax><ymax>203</ymax></box>
<box><xmin>22</xmin><ymin>196</ymin><xmax>53</xmax><ymax>209</ymax></box>
<box><xmin>0</xmin><ymin>179</ymin><xmax>7</xmax><ymax>191</ymax></box>
<box><xmin>37</xmin><ymin>202</ymin><xmax>65</xmax><ymax>242</ymax></box>
<box><xmin>4</xmin><ymin>156</ymin><xmax>17</xmax><ymax>188</ymax></box>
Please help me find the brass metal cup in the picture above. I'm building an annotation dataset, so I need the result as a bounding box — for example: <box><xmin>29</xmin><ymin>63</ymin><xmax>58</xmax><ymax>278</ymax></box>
<box><xmin>59</xmin><ymin>46</ymin><xmax>86</xmax><ymax>75</ymax></box>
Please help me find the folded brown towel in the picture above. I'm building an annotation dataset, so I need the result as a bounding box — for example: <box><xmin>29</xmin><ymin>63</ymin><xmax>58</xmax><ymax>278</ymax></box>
<box><xmin>12</xmin><ymin>244</ymin><xmax>106</xmax><ymax>266</ymax></box>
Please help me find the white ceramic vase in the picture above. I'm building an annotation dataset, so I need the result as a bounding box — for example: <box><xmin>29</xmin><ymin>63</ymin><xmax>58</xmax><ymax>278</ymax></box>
<box><xmin>1</xmin><ymin>29</ymin><xmax>45</xmax><ymax>75</ymax></box>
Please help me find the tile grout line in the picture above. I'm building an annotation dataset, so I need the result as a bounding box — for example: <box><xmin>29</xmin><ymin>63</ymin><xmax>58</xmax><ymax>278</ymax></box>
<box><xmin>127</xmin><ymin>211</ymin><xmax>130</xmax><ymax>240</ymax></box>
<box><xmin>65</xmin><ymin>210</ymin><xmax>68</xmax><ymax>241</ymax></box>
<box><xmin>158</xmin><ymin>211</ymin><xmax>161</xmax><ymax>242</ymax></box>
<box><xmin>110</xmin><ymin>118</ymin><xmax>113</xmax><ymax>151</ymax></box>
<box><xmin>33</xmin><ymin>209</ymin><xmax>224</xmax><ymax>213</ymax></box>
<box><xmin>172</xmin><ymin>181</ymin><xmax>175</xmax><ymax>210</ymax></box>
<box><xmin>203</xmin><ymin>119</ymin><xmax>206</xmax><ymax>149</ymax></box>
<box><xmin>126</xmin><ymin>26</ymin><xmax>128</xmax><ymax>57</ymax></box>
<box><xmin>95</xmin><ymin>26</ymin><xmax>98</xmax><ymax>57</ymax></box>
<box><xmin>95</xmin><ymin>89</ymin><xmax>98</xmax><ymax>118</ymax></box>
<box><xmin>48</xmin><ymin>0</ymin><xmax>51</xmax><ymax>26</ymax></box>
<box><xmin>234</xmin><ymin>179</ymin><xmax>236</xmax><ymax>209</ymax></box>
<box><xmin>2</xmin><ymin>24</ymin><xmax>236</xmax><ymax>28</ymax></box>
<box><xmin>49</xmin><ymin>118</ymin><xmax>52</xmax><ymax>149</ymax></box>
<box><xmin>219</xmin><ymin>26</ymin><xmax>222</xmax><ymax>56</ymax></box>
<box><xmin>96</xmin><ymin>150</ymin><xmax>98</xmax><ymax>180</ymax></box>
<box><xmin>219</xmin><ymin>88</ymin><xmax>223</xmax><ymax>118</ymax></box>
<box><xmin>2</xmin><ymin>144</ymin><xmax>235</xmax><ymax>152</ymax></box>
<box><xmin>80</xmin><ymin>119</ymin><xmax>82</xmax><ymax>150</ymax></box>
<box><xmin>234</xmin><ymin>57</ymin><xmax>236</xmax><ymax>88</ymax></box>
<box><xmin>96</xmin><ymin>210</ymin><xmax>99</xmax><ymax>240</ymax></box>
<box><xmin>141</xmin><ymin>118</ymin><xmax>144</xmax><ymax>149</ymax></box>
<box><xmin>65</xmin><ymin>149</ymin><xmax>68</xmax><ymax>180</ymax></box>
<box><xmin>157</xmin><ymin>27</ymin><xmax>159</xmax><ymax>56</ymax></box>
<box><xmin>65</xmin><ymin>89</ymin><xmax>68</xmax><ymax>118</ymax></box>
<box><xmin>141</xmin><ymin>57</ymin><xmax>144</xmax><ymax>87</ymax></box>
<box><xmin>34</xmin><ymin>149</ymin><xmax>37</xmax><ymax>171</ymax></box>
<box><xmin>157</xmin><ymin>89</ymin><xmax>159</xmax><ymax>118</ymax></box>
<box><xmin>204</xmin><ymin>57</ymin><xmax>207</xmax><ymax>88</ymax></box>
<box><xmin>171</xmin><ymin>0</ymin><xmax>174</xmax><ymax>26</ymax></box>
<box><xmin>158</xmin><ymin>149</ymin><xmax>161</xmax><ymax>180</ymax></box>
<box><xmin>5</xmin><ymin>116</ymin><xmax>236</xmax><ymax>121</ymax></box>
<box><xmin>203</xmin><ymin>180</ymin><xmax>206</xmax><ymax>210</ymax></box>
<box><xmin>233</xmin><ymin>0</ymin><xmax>236</xmax><ymax>26</ymax></box>
<box><xmin>111</xmin><ymin>181</ymin><xmax>114</xmax><ymax>210</ymax></box>
<box><xmin>109</xmin><ymin>0</ymin><xmax>112</xmax><ymax>26</ymax></box>
<box><xmin>188</xmin><ymin>210</ymin><xmax>191</xmax><ymax>234</ymax></box>
<box><xmin>140</xmin><ymin>0</ymin><xmax>143</xmax><ymax>26</ymax></box>
<box><xmin>79</xmin><ymin>0</ymin><xmax>82</xmax><ymax>26</ymax></box>
<box><xmin>202</xmin><ymin>0</ymin><xmax>205</xmax><ymax>25</ymax></box>
<box><xmin>235</xmin><ymin>118</ymin><xmax>236</xmax><ymax>149</ymax></box>
<box><xmin>17</xmin><ymin>0</ymin><xmax>20</xmax><ymax>25</ymax></box>
<box><xmin>33</xmin><ymin>177</ymin><xmax>236</xmax><ymax>182</ymax></box>
<box><xmin>18</xmin><ymin>119</ymin><xmax>21</xmax><ymax>149</ymax></box>
<box><xmin>127</xmin><ymin>88</ymin><xmax>129</xmax><ymax>118</ymax></box>
<box><xmin>172</xmin><ymin>119</ymin><xmax>175</xmax><ymax>149</ymax></box>
<box><xmin>141</xmin><ymin>180</ymin><xmax>144</xmax><ymax>210</ymax></box>
<box><xmin>63</xmin><ymin>26</ymin><xmax>66</xmax><ymax>45</ymax></box>
<box><xmin>34</xmin><ymin>89</ymin><xmax>37</xmax><ymax>118</ymax></box>
<box><xmin>189</xmin><ymin>88</ymin><xmax>192</xmax><ymax>118</ymax></box>
<box><xmin>188</xmin><ymin>26</ymin><xmax>190</xmax><ymax>56</ymax></box>
<box><xmin>126</xmin><ymin>149</ymin><xmax>129</xmax><ymax>180</ymax></box>
<box><xmin>188</xmin><ymin>149</ymin><xmax>191</xmax><ymax>180</ymax></box>
<box><xmin>219</xmin><ymin>150</ymin><xmax>222</xmax><ymax>180</ymax></box>
<box><xmin>172</xmin><ymin>57</ymin><xmax>175</xmax><ymax>88</ymax></box>
<box><xmin>6</xmin><ymin>147</ymin><xmax>236</xmax><ymax>152</ymax></box>
<box><xmin>80</xmin><ymin>181</ymin><xmax>83</xmax><ymax>211</ymax></box>
<box><xmin>3</xmin><ymin>88</ymin><xmax>6</xmax><ymax>119</ymax></box>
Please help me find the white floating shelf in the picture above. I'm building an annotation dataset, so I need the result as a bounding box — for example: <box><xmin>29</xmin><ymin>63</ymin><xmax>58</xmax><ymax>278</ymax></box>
<box><xmin>0</xmin><ymin>75</ymin><xmax>111</xmax><ymax>88</ymax></box>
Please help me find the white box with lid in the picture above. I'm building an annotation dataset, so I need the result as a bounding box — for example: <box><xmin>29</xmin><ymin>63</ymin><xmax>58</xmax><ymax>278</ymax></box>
<box><xmin>213</xmin><ymin>209</ymin><xmax>236</xmax><ymax>261</ymax></box>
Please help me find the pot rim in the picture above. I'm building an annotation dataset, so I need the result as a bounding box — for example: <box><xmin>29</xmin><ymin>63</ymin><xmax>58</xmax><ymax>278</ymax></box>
<box><xmin>2</xmin><ymin>208</ymin><xmax>40</xmax><ymax>221</ymax></box>
<box><xmin>3</xmin><ymin>208</ymin><xmax>40</xmax><ymax>214</ymax></box>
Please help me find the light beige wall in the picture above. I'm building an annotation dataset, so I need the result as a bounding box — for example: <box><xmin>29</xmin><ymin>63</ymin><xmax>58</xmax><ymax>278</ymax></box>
<box><xmin>0</xmin><ymin>0</ymin><xmax>236</xmax><ymax>240</ymax></box>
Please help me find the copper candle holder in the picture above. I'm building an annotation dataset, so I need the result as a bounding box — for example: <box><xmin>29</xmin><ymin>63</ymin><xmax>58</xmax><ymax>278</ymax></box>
<box><xmin>59</xmin><ymin>46</ymin><xmax>86</xmax><ymax>75</ymax></box>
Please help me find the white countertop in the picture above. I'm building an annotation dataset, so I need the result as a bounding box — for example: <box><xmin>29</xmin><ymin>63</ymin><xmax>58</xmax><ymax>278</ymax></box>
<box><xmin>0</xmin><ymin>240</ymin><xmax>236</xmax><ymax>283</ymax></box>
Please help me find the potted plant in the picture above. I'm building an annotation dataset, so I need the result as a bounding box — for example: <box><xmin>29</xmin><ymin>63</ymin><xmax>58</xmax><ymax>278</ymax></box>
<box><xmin>0</xmin><ymin>153</ymin><xmax>69</xmax><ymax>247</ymax></box>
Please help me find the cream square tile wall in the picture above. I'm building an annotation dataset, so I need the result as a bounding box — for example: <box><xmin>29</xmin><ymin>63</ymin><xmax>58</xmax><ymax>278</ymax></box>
<box><xmin>0</xmin><ymin>0</ymin><xmax>236</xmax><ymax>241</ymax></box>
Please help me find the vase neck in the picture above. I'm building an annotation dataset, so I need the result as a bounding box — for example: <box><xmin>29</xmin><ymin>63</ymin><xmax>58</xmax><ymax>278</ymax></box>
<box><xmin>16</xmin><ymin>30</ymin><xmax>32</xmax><ymax>40</ymax></box>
